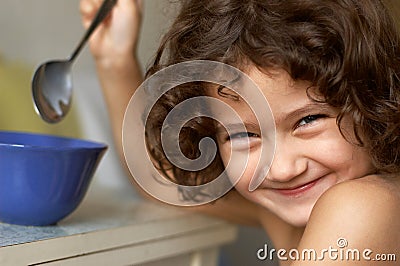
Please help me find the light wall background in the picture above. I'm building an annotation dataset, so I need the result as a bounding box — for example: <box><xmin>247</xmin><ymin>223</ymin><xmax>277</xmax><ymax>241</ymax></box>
<box><xmin>0</xmin><ymin>1</ymin><xmax>273</xmax><ymax>265</ymax></box>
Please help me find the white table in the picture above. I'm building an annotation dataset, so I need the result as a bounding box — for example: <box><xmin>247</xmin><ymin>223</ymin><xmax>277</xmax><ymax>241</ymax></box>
<box><xmin>0</xmin><ymin>187</ymin><xmax>237</xmax><ymax>266</ymax></box>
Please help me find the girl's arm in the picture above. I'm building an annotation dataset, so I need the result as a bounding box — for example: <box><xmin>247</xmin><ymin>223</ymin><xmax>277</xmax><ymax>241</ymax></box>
<box><xmin>80</xmin><ymin>0</ymin><xmax>143</xmax><ymax>158</ymax></box>
<box><xmin>292</xmin><ymin>175</ymin><xmax>400</xmax><ymax>265</ymax></box>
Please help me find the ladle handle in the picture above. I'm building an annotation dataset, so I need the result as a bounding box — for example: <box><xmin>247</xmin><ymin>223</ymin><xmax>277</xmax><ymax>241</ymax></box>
<box><xmin>69</xmin><ymin>0</ymin><xmax>117</xmax><ymax>62</ymax></box>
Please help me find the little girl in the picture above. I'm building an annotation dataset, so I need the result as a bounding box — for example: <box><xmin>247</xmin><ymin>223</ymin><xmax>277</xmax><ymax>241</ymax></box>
<box><xmin>81</xmin><ymin>0</ymin><xmax>400</xmax><ymax>264</ymax></box>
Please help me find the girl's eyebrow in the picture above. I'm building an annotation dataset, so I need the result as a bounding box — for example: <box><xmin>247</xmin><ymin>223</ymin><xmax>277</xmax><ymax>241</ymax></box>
<box><xmin>274</xmin><ymin>102</ymin><xmax>332</xmax><ymax>125</ymax></box>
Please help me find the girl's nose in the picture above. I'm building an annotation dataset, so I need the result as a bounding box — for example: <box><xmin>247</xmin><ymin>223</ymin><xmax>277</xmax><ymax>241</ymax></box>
<box><xmin>266</xmin><ymin>139</ymin><xmax>307</xmax><ymax>183</ymax></box>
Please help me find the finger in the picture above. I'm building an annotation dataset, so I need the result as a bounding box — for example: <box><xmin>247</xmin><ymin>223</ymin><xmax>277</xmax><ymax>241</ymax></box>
<box><xmin>80</xmin><ymin>0</ymin><xmax>95</xmax><ymax>28</ymax></box>
<box><xmin>79</xmin><ymin>0</ymin><xmax>102</xmax><ymax>28</ymax></box>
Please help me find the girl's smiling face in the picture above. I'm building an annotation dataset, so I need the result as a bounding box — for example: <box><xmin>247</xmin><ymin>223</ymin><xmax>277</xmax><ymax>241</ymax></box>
<box><xmin>211</xmin><ymin>67</ymin><xmax>375</xmax><ymax>227</ymax></box>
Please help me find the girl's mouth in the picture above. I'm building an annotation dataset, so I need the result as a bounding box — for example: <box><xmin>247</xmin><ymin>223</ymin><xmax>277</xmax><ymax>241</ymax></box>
<box><xmin>274</xmin><ymin>178</ymin><xmax>322</xmax><ymax>197</ymax></box>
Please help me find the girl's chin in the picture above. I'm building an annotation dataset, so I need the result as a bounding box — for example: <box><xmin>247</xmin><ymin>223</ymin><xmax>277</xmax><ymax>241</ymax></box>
<box><xmin>282</xmin><ymin>212</ymin><xmax>311</xmax><ymax>227</ymax></box>
<box><xmin>253</xmin><ymin>193</ymin><xmax>317</xmax><ymax>227</ymax></box>
<box><xmin>272</xmin><ymin>204</ymin><xmax>313</xmax><ymax>227</ymax></box>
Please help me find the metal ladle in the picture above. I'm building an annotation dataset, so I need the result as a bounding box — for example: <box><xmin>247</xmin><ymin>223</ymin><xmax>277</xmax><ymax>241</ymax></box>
<box><xmin>32</xmin><ymin>0</ymin><xmax>117</xmax><ymax>123</ymax></box>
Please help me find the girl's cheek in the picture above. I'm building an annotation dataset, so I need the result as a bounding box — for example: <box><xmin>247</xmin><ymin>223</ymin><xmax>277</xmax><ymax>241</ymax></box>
<box><xmin>231</xmin><ymin>153</ymin><xmax>260</xmax><ymax>190</ymax></box>
<box><xmin>218</xmin><ymin>141</ymin><xmax>264</xmax><ymax>191</ymax></box>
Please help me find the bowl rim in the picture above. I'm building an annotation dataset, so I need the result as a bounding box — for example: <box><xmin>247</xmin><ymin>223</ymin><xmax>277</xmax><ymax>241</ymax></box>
<box><xmin>0</xmin><ymin>130</ymin><xmax>108</xmax><ymax>151</ymax></box>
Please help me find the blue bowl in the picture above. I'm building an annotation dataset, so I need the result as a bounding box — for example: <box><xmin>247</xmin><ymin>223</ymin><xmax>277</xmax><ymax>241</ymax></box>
<box><xmin>0</xmin><ymin>131</ymin><xmax>107</xmax><ymax>226</ymax></box>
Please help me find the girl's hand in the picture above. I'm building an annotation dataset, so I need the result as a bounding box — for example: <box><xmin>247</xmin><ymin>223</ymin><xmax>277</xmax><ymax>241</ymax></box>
<box><xmin>79</xmin><ymin>0</ymin><xmax>143</xmax><ymax>67</ymax></box>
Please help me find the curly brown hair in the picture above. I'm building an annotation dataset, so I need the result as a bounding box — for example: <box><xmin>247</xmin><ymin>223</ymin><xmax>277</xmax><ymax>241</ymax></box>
<box><xmin>144</xmin><ymin>0</ymin><xmax>400</xmax><ymax>188</ymax></box>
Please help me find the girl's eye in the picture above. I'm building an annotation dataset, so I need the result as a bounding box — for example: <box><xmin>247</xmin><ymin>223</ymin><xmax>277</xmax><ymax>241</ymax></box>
<box><xmin>228</xmin><ymin>132</ymin><xmax>259</xmax><ymax>140</ymax></box>
<box><xmin>226</xmin><ymin>131</ymin><xmax>260</xmax><ymax>150</ymax></box>
<box><xmin>296</xmin><ymin>114</ymin><xmax>327</xmax><ymax>128</ymax></box>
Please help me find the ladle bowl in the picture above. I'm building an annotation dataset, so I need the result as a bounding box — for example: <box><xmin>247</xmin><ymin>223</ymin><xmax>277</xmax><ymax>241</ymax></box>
<box><xmin>31</xmin><ymin>0</ymin><xmax>117</xmax><ymax>123</ymax></box>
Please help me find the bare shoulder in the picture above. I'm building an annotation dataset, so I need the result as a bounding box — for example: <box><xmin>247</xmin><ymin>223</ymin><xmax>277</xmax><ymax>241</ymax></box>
<box><xmin>313</xmin><ymin>174</ymin><xmax>400</xmax><ymax>217</ymax></box>
<box><xmin>295</xmin><ymin>175</ymin><xmax>400</xmax><ymax>265</ymax></box>
<box><xmin>317</xmin><ymin>174</ymin><xmax>400</xmax><ymax>208</ymax></box>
